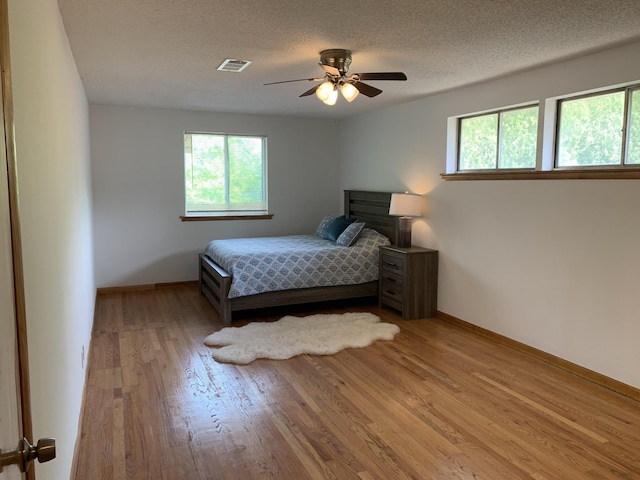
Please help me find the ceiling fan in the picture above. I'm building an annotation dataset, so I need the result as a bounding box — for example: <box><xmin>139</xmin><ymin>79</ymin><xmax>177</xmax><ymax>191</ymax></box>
<box><xmin>264</xmin><ymin>49</ymin><xmax>407</xmax><ymax>105</ymax></box>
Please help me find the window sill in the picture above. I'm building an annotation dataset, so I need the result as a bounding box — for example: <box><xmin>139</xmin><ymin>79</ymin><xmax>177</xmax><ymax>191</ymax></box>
<box><xmin>441</xmin><ymin>168</ymin><xmax>640</xmax><ymax>181</ymax></box>
<box><xmin>180</xmin><ymin>213</ymin><xmax>273</xmax><ymax>222</ymax></box>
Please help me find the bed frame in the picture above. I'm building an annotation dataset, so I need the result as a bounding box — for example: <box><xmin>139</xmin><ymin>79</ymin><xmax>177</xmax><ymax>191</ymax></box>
<box><xmin>199</xmin><ymin>190</ymin><xmax>398</xmax><ymax>325</ymax></box>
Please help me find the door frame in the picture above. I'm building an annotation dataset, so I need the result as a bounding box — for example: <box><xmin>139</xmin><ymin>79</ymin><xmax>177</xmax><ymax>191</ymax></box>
<box><xmin>1</xmin><ymin>0</ymin><xmax>35</xmax><ymax>478</ymax></box>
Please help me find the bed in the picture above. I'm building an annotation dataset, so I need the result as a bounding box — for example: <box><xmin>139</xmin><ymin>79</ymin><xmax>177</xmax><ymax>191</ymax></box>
<box><xmin>199</xmin><ymin>190</ymin><xmax>398</xmax><ymax>325</ymax></box>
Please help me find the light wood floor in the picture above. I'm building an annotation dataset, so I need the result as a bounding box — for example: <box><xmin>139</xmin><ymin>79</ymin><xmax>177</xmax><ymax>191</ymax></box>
<box><xmin>73</xmin><ymin>285</ymin><xmax>640</xmax><ymax>479</ymax></box>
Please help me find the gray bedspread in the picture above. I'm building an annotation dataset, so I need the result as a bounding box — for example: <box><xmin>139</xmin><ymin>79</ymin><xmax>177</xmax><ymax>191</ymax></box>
<box><xmin>204</xmin><ymin>228</ymin><xmax>390</xmax><ymax>298</ymax></box>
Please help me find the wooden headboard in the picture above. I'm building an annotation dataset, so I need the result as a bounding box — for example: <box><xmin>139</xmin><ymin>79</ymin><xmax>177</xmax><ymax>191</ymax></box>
<box><xmin>344</xmin><ymin>190</ymin><xmax>398</xmax><ymax>243</ymax></box>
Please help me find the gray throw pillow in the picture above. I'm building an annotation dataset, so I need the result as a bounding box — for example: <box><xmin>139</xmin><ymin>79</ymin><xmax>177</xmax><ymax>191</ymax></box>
<box><xmin>315</xmin><ymin>215</ymin><xmax>334</xmax><ymax>237</ymax></box>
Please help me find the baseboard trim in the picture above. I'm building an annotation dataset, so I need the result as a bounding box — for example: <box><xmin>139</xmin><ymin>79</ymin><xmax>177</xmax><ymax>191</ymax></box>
<box><xmin>436</xmin><ymin>310</ymin><xmax>640</xmax><ymax>402</ymax></box>
<box><xmin>97</xmin><ymin>280</ymin><xmax>199</xmax><ymax>295</ymax></box>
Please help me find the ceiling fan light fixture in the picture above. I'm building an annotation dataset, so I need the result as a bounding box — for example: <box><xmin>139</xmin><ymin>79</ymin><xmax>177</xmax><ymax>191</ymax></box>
<box><xmin>264</xmin><ymin>49</ymin><xmax>407</xmax><ymax>106</ymax></box>
<box><xmin>340</xmin><ymin>82</ymin><xmax>359</xmax><ymax>102</ymax></box>
<box><xmin>323</xmin><ymin>87</ymin><xmax>338</xmax><ymax>105</ymax></box>
<box><xmin>316</xmin><ymin>81</ymin><xmax>336</xmax><ymax>102</ymax></box>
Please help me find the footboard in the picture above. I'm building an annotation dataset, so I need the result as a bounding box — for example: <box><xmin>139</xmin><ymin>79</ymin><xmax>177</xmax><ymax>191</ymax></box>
<box><xmin>199</xmin><ymin>253</ymin><xmax>233</xmax><ymax>325</ymax></box>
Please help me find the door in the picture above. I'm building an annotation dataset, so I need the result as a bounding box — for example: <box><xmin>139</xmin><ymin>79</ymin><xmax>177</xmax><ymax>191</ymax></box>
<box><xmin>0</xmin><ymin>0</ymin><xmax>44</xmax><ymax>478</ymax></box>
<box><xmin>0</xmin><ymin>6</ymin><xmax>24</xmax><ymax>475</ymax></box>
<box><xmin>0</xmin><ymin>104</ymin><xmax>22</xmax><ymax>480</ymax></box>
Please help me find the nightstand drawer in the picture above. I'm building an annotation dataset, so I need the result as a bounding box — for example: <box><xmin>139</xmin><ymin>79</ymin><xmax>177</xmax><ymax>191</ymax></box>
<box><xmin>380</xmin><ymin>290</ymin><xmax>403</xmax><ymax>311</ymax></box>
<box><xmin>380</xmin><ymin>270</ymin><xmax>403</xmax><ymax>292</ymax></box>
<box><xmin>380</xmin><ymin>250</ymin><xmax>404</xmax><ymax>274</ymax></box>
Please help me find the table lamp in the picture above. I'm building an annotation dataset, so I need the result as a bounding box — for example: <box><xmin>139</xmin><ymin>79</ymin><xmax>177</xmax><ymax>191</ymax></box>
<box><xmin>389</xmin><ymin>192</ymin><xmax>422</xmax><ymax>247</ymax></box>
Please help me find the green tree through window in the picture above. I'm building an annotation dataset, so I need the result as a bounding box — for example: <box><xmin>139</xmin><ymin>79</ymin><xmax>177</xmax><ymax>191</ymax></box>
<box><xmin>185</xmin><ymin>132</ymin><xmax>267</xmax><ymax>215</ymax></box>
<box><xmin>625</xmin><ymin>89</ymin><xmax>640</xmax><ymax>165</ymax></box>
<box><xmin>556</xmin><ymin>86</ymin><xmax>640</xmax><ymax>167</ymax></box>
<box><xmin>458</xmin><ymin>106</ymin><xmax>538</xmax><ymax>170</ymax></box>
<box><xmin>557</xmin><ymin>92</ymin><xmax>624</xmax><ymax>166</ymax></box>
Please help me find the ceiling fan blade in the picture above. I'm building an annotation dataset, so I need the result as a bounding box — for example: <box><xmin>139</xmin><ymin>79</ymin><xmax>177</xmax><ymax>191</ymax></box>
<box><xmin>320</xmin><ymin>64</ymin><xmax>340</xmax><ymax>76</ymax></box>
<box><xmin>264</xmin><ymin>78</ymin><xmax>322</xmax><ymax>86</ymax></box>
<box><xmin>354</xmin><ymin>82</ymin><xmax>383</xmax><ymax>98</ymax></box>
<box><xmin>300</xmin><ymin>85</ymin><xmax>320</xmax><ymax>97</ymax></box>
<box><xmin>354</xmin><ymin>72</ymin><xmax>407</xmax><ymax>81</ymax></box>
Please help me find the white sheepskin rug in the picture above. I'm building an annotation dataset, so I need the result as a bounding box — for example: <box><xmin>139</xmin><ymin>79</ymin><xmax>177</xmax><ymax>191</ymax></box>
<box><xmin>204</xmin><ymin>312</ymin><xmax>400</xmax><ymax>364</ymax></box>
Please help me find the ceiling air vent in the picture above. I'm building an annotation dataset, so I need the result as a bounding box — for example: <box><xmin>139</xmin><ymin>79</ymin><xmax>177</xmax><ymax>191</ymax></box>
<box><xmin>217</xmin><ymin>58</ymin><xmax>251</xmax><ymax>72</ymax></box>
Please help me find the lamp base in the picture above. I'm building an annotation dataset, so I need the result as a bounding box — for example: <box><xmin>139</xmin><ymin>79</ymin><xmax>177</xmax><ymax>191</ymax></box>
<box><xmin>397</xmin><ymin>216</ymin><xmax>412</xmax><ymax>248</ymax></box>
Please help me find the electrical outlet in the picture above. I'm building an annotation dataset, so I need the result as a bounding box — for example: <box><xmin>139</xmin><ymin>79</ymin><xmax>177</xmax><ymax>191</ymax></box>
<box><xmin>81</xmin><ymin>345</ymin><xmax>85</xmax><ymax>369</ymax></box>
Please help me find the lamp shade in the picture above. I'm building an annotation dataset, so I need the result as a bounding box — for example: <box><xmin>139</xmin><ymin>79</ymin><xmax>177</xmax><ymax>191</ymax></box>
<box><xmin>389</xmin><ymin>193</ymin><xmax>422</xmax><ymax>217</ymax></box>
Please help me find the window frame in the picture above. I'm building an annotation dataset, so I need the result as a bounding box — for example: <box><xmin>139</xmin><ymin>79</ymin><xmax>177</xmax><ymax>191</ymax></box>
<box><xmin>456</xmin><ymin>104</ymin><xmax>539</xmax><ymax>173</ymax></box>
<box><xmin>553</xmin><ymin>86</ymin><xmax>639</xmax><ymax>170</ymax></box>
<box><xmin>181</xmin><ymin>131</ymin><xmax>271</xmax><ymax>221</ymax></box>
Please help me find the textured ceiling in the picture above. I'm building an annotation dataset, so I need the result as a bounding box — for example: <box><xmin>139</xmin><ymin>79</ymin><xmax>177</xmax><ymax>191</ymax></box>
<box><xmin>56</xmin><ymin>0</ymin><xmax>640</xmax><ymax>119</ymax></box>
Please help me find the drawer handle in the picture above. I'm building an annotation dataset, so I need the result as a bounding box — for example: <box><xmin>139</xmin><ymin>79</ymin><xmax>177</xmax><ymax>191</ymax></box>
<box><xmin>384</xmin><ymin>277</ymin><xmax>396</xmax><ymax>283</ymax></box>
<box><xmin>384</xmin><ymin>261</ymin><xmax>397</xmax><ymax>267</ymax></box>
<box><xmin>385</xmin><ymin>290</ymin><xmax>397</xmax><ymax>296</ymax></box>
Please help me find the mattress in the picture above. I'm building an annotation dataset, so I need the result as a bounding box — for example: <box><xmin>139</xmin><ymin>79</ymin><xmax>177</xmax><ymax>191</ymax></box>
<box><xmin>204</xmin><ymin>228</ymin><xmax>390</xmax><ymax>298</ymax></box>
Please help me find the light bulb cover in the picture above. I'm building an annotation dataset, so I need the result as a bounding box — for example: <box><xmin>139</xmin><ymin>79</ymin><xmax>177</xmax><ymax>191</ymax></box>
<box><xmin>323</xmin><ymin>87</ymin><xmax>338</xmax><ymax>105</ymax></box>
<box><xmin>341</xmin><ymin>82</ymin><xmax>359</xmax><ymax>102</ymax></box>
<box><xmin>316</xmin><ymin>81</ymin><xmax>335</xmax><ymax>102</ymax></box>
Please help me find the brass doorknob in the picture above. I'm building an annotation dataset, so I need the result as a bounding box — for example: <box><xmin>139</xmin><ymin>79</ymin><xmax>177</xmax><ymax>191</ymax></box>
<box><xmin>0</xmin><ymin>437</ymin><xmax>56</xmax><ymax>473</ymax></box>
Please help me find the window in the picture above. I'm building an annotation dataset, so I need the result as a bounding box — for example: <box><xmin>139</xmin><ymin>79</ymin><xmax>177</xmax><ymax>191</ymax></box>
<box><xmin>184</xmin><ymin>132</ymin><xmax>267</xmax><ymax>217</ymax></box>
<box><xmin>445</xmin><ymin>81</ymin><xmax>640</xmax><ymax>180</ymax></box>
<box><xmin>458</xmin><ymin>105</ymin><xmax>538</xmax><ymax>171</ymax></box>
<box><xmin>556</xmin><ymin>86</ymin><xmax>640</xmax><ymax>167</ymax></box>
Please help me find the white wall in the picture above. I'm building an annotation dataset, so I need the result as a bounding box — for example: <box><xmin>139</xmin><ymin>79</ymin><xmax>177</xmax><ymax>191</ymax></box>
<box><xmin>339</xmin><ymin>41</ymin><xmax>640</xmax><ymax>390</ymax></box>
<box><xmin>90</xmin><ymin>105</ymin><xmax>340</xmax><ymax>288</ymax></box>
<box><xmin>8</xmin><ymin>0</ymin><xmax>95</xmax><ymax>478</ymax></box>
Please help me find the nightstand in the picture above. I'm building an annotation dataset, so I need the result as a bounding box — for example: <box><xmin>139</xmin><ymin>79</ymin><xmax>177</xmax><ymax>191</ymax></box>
<box><xmin>378</xmin><ymin>245</ymin><xmax>438</xmax><ymax>320</ymax></box>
